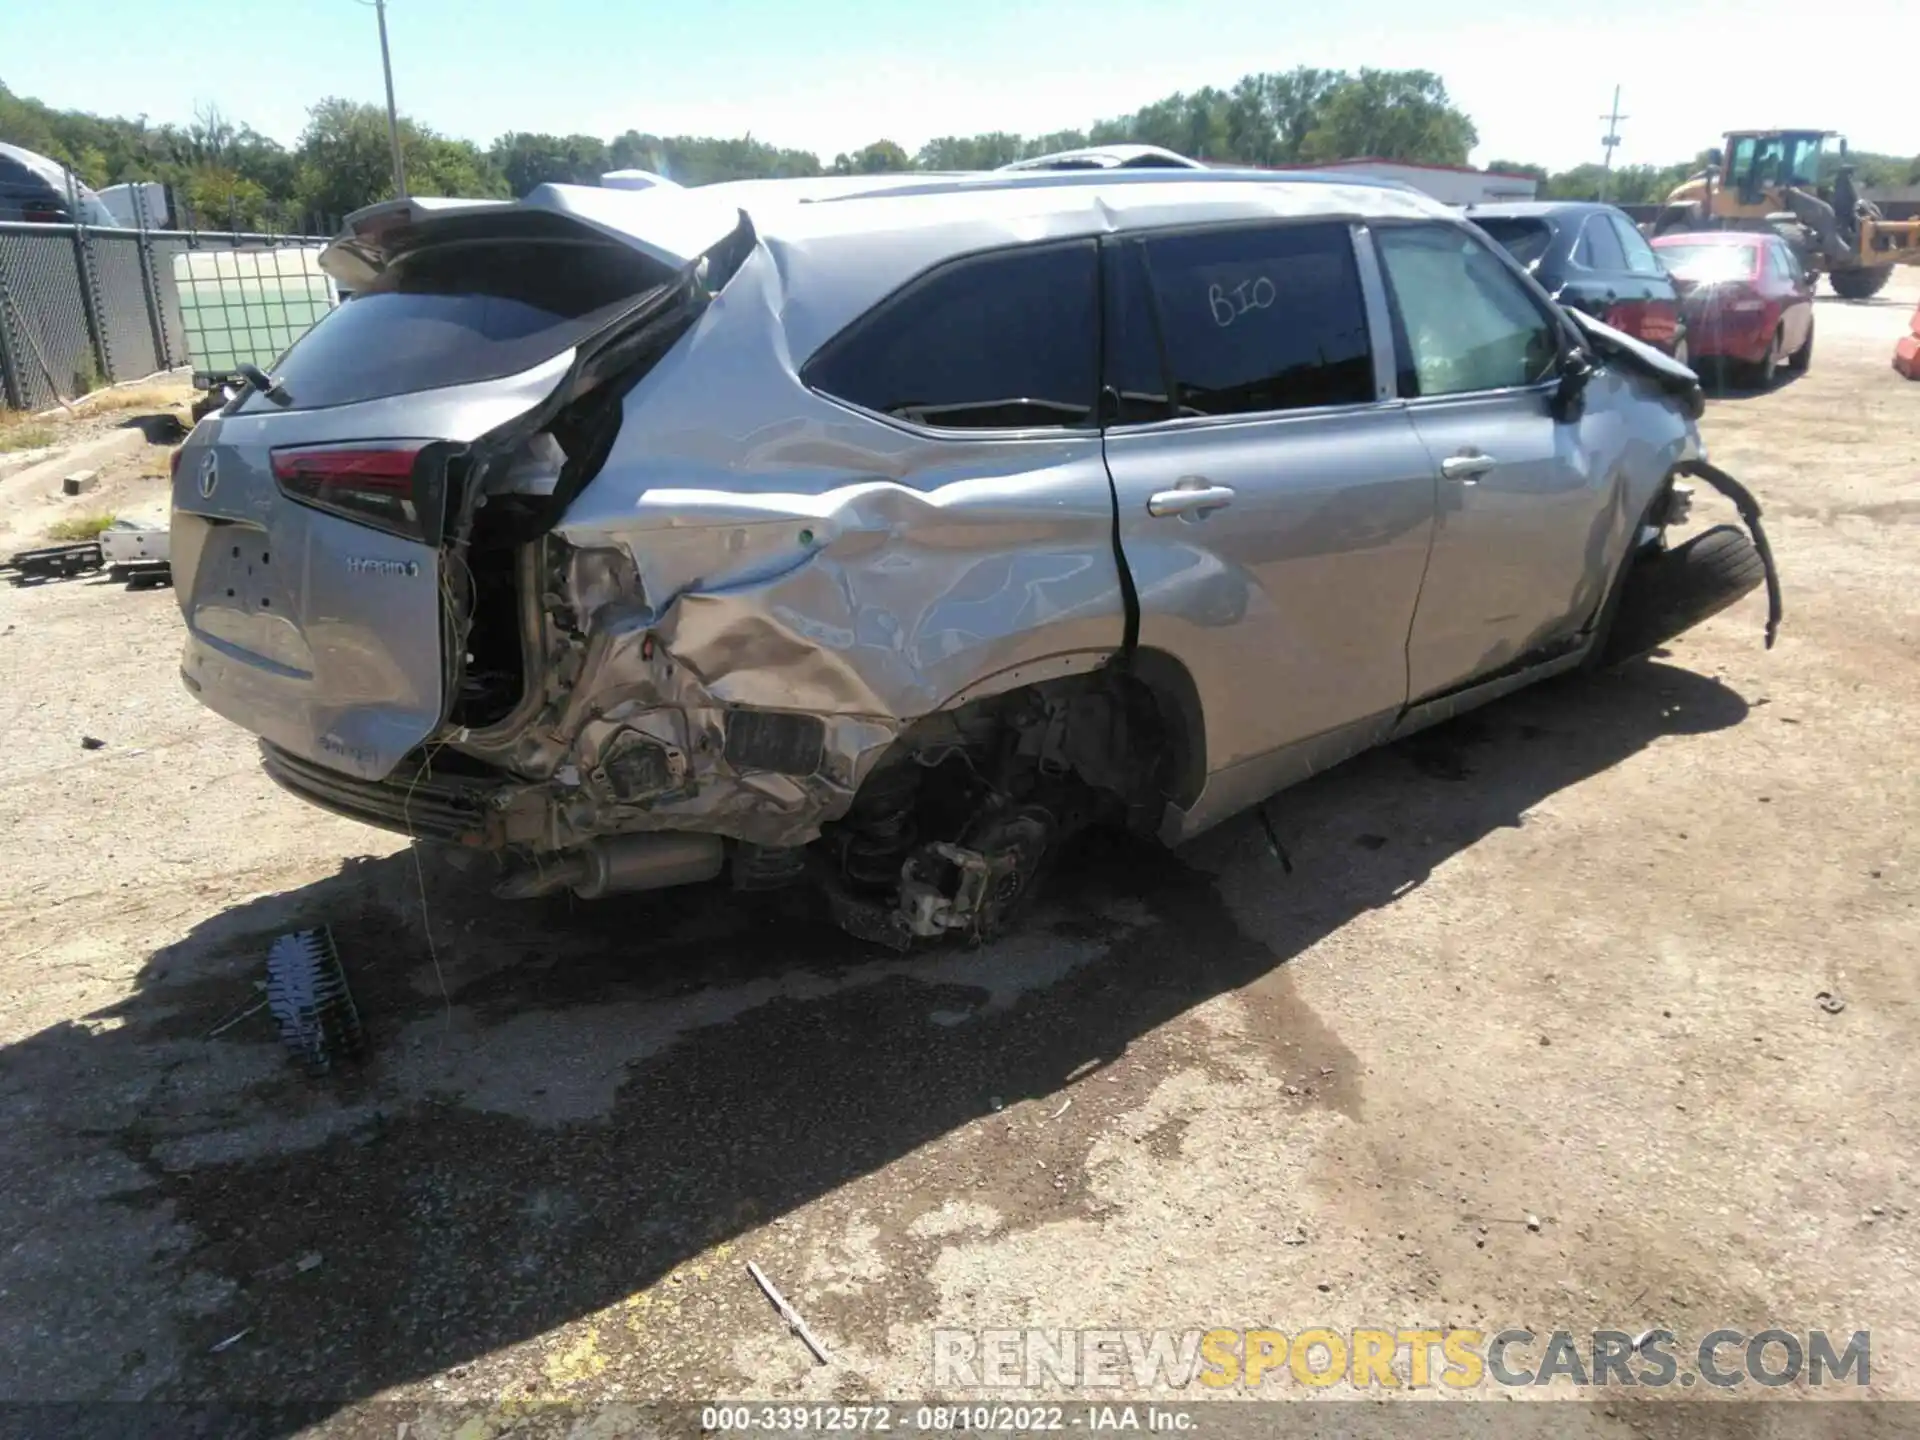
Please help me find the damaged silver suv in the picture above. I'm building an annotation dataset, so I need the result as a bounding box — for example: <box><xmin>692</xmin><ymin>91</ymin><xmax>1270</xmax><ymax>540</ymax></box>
<box><xmin>170</xmin><ymin>171</ymin><xmax>1779</xmax><ymax>946</ymax></box>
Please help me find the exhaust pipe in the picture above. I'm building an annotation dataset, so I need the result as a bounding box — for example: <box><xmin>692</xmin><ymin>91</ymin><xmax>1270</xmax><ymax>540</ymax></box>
<box><xmin>495</xmin><ymin>833</ymin><xmax>725</xmax><ymax>900</ymax></box>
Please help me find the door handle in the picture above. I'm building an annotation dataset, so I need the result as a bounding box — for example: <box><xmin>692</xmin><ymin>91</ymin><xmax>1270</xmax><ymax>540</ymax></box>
<box><xmin>1440</xmin><ymin>452</ymin><xmax>1496</xmax><ymax>483</ymax></box>
<box><xmin>1146</xmin><ymin>483</ymin><xmax>1236</xmax><ymax>518</ymax></box>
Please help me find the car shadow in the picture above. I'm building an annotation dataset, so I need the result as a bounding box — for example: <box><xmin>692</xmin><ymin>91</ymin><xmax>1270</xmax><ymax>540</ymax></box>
<box><xmin>1700</xmin><ymin>366</ymin><xmax>1808</xmax><ymax>402</ymax></box>
<box><xmin>1813</xmin><ymin>291</ymin><xmax>1910</xmax><ymax>308</ymax></box>
<box><xmin>2</xmin><ymin>658</ymin><xmax>1751</xmax><ymax>1414</ymax></box>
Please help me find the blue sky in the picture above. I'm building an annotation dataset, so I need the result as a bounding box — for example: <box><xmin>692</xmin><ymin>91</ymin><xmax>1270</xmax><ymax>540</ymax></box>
<box><xmin>8</xmin><ymin>0</ymin><xmax>1914</xmax><ymax>172</ymax></box>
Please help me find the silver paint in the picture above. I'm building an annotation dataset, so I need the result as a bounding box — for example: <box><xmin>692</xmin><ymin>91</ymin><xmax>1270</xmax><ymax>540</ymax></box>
<box><xmin>171</xmin><ymin>174</ymin><xmax>1710</xmax><ymax>862</ymax></box>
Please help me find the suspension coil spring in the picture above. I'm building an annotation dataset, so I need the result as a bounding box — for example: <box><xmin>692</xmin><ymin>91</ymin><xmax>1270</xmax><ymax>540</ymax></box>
<box><xmin>842</xmin><ymin>763</ymin><xmax>921</xmax><ymax>888</ymax></box>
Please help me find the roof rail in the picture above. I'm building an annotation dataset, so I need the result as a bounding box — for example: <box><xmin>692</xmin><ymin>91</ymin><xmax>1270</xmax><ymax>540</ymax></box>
<box><xmin>809</xmin><ymin>166</ymin><xmax>1423</xmax><ymax>204</ymax></box>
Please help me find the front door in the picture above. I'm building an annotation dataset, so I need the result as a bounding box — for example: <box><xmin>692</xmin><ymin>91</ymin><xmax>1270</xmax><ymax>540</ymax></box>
<box><xmin>1099</xmin><ymin>220</ymin><xmax>1438</xmax><ymax>834</ymax></box>
<box><xmin>1370</xmin><ymin>221</ymin><xmax>1621</xmax><ymax>702</ymax></box>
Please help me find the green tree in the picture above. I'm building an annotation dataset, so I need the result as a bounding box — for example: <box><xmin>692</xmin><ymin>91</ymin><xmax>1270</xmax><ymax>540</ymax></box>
<box><xmin>606</xmin><ymin>131</ymin><xmax>821</xmax><ymax>184</ymax></box>
<box><xmin>490</xmin><ymin>131</ymin><xmax>610</xmax><ymax>194</ymax></box>
<box><xmin>292</xmin><ymin>98</ymin><xmax>506</xmax><ymax>220</ymax></box>
<box><xmin>832</xmin><ymin>139</ymin><xmax>910</xmax><ymax>174</ymax></box>
<box><xmin>915</xmin><ymin>132</ymin><xmax>1026</xmax><ymax>169</ymax></box>
<box><xmin>1298</xmin><ymin>69</ymin><xmax>1477</xmax><ymax>166</ymax></box>
<box><xmin>1483</xmin><ymin>159</ymin><xmax>1548</xmax><ymax>184</ymax></box>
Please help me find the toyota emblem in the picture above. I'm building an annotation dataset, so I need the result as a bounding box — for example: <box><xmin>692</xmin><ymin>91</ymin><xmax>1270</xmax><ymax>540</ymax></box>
<box><xmin>197</xmin><ymin>451</ymin><xmax>219</xmax><ymax>499</ymax></box>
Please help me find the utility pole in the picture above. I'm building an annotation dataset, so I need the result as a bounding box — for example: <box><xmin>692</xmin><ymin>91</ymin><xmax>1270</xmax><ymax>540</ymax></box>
<box><xmin>374</xmin><ymin>0</ymin><xmax>408</xmax><ymax>200</ymax></box>
<box><xmin>1598</xmin><ymin>85</ymin><xmax>1627</xmax><ymax>201</ymax></box>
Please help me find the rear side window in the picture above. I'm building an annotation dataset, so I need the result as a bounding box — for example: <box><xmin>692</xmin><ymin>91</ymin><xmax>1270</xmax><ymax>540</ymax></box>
<box><xmin>1609</xmin><ymin>214</ymin><xmax>1665</xmax><ymax>276</ymax></box>
<box><xmin>248</xmin><ymin>237</ymin><xmax>673</xmax><ymax>411</ymax></box>
<box><xmin>806</xmin><ymin>241</ymin><xmax>1098</xmax><ymax>429</ymax></box>
<box><xmin>1471</xmin><ymin>217</ymin><xmax>1554</xmax><ymax>269</ymax></box>
<box><xmin>1101</xmin><ymin>241</ymin><xmax>1171</xmax><ymax>424</ymax></box>
<box><xmin>1573</xmin><ymin>214</ymin><xmax>1627</xmax><ymax>272</ymax></box>
<box><xmin>1135</xmin><ymin>222</ymin><xmax>1373</xmax><ymax>418</ymax></box>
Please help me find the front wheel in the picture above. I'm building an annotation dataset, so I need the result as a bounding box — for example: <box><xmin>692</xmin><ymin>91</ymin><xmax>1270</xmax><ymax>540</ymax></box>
<box><xmin>1599</xmin><ymin>525</ymin><xmax>1768</xmax><ymax>666</ymax></box>
<box><xmin>1830</xmin><ymin>266</ymin><xmax>1894</xmax><ymax>301</ymax></box>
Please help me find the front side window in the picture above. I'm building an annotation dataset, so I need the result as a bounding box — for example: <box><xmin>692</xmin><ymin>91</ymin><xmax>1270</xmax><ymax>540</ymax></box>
<box><xmin>805</xmin><ymin>241</ymin><xmax>1098</xmax><ymax>429</ymax></box>
<box><xmin>1133</xmin><ymin>222</ymin><xmax>1374</xmax><ymax>419</ymax></box>
<box><xmin>1729</xmin><ymin>137</ymin><xmax>1758</xmax><ymax>192</ymax></box>
<box><xmin>1374</xmin><ymin>224</ymin><xmax>1560</xmax><ymax>398</ymax></box>
<box><xmin>1786</xmin><ymin>135</ymin><xmax>1823</xmax><ymax>188</ymax></box>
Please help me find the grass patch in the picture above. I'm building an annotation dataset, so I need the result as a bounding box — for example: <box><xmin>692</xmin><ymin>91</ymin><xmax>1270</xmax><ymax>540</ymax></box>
<box><xmin>0</xmin><ymin>410</ymin><xmax>57</xmax><ymax>452</ymax></box>
<box><xmin>70</xmin><ymin>383</ymin><xmax>191</xmax><ymax>416</ymax></box>
<box><xmin>47</xmin><ymin>511</ymin><xmax>117</xmax><ymax>541</ymax></box>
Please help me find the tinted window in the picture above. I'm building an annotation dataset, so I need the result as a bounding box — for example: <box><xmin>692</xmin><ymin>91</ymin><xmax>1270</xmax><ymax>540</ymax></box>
<box><xmin>1610</xmin><ymin>215</ymin><xmax>1665</xmax><ymax>276</ymax></box>
<box><xmin>1136</xmin><ymin>222</ymin><xmax>1373</xmax><ymax>418</ymax></box>
<box><xmin>807</xmin><ymin>241</ymin><xmax>1098</xmax><ymax>429</ymax></box>
<box><xmin>1375</xmin><ymin>224</ymin><xmax>1560</xmax><ymax>398</ymax></box>
<box><xmin>250</xmin><ymin>238</ymin><xmax>672</xmax><ymax>411</ymax></box>
<box><xmin>1574</xmin><ymin>214</ymin><xmax>1627</xmax><ymax>272</ymax></box>
<box><xmin>1102</xmin><ymin>241</ymin><xmax>1171</xmax><ymax>424</ymax></box>
<box><xmin>1471</xmin><ymin>217</ymin><xmax>1554</xmax><ymax>269</ymax></box>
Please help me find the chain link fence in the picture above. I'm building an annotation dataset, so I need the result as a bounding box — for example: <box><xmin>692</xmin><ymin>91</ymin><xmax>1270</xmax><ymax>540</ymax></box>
<box><xmin>0</xmin><ymin>220</ymin><xmax>327</xmax><ymax>412</ymax></box>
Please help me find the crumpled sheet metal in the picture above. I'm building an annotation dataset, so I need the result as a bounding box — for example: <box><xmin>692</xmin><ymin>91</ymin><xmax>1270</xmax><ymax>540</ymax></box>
<box><xmin>512</xmin><ymin>237</ymin><xmax>1134</xmax><ymax>851</ymax></box>
<box><xmin>557</xmin><ymin>700</ymin><xmax>899</xmax><ymax>850</ymax></box>
<box><xmin>538</xmin><ymin>455</ymin><xmax>1126</xmax><ymax>848</ymax></box>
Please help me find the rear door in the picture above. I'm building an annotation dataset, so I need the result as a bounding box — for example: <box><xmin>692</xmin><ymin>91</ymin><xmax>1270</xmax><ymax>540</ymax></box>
<box><xmin>171</xmin><ymin>209</ymin><xmax>695</xmax><ymax>780</ymax></box>
<box><xmin>1100</xmin><ymin>220</ymin><xmax>1438</xmax><ymax>830</ymax></box>
<box><xmin>1371</xmin><ymin>221</ymin><xmax>1617</xmax><ymax>701</ymax></box>
<box><xmin>1768</xmin><ymin>241</ymin><xmax>1815</xmax><ymax>352</ymax></box>
<box><xmin>1605</xmin><ymin>212</ymin><xmax>1684</xmax><ymax>356</ymax></box>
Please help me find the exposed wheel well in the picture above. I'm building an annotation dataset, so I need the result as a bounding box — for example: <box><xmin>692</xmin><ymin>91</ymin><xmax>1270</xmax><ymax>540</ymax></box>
<box><xmin>826</xmin><ymin>656</ymin><xmax>1205</xmax><ymax>903</ymax></box>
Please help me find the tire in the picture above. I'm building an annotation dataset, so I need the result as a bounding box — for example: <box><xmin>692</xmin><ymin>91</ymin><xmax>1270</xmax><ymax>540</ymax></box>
<box><xmin>1788</xmin><ymin>318</ymin><xmax>1814</xmax><ymax>372</ymax></box>
<box><xmin>1748</xmin><ymin>326</ymin><xmax>1783</xmax><ymax>390</ymax></box>
<box><xmin>1599</xmin><ymin>525</ymin><xmax>1766</xmax><ymax>666</ymax></box>
<box><xmin>1830</xmin><ymin>266</ymin><xmax>1894</xmax><ymax>300</ymax></box>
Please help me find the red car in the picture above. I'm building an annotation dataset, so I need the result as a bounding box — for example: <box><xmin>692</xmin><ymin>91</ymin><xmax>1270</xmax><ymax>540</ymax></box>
<box><xmin>1651</xmin><ymin>231</ymin><xmax>1814</xmax><ymax>387</ymax></box>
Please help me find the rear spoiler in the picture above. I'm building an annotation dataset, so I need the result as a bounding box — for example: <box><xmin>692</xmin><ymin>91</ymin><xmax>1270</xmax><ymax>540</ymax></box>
<box><xmin>325</xmin><ymin>185</ymin><xmax>748</xmax><ymax>290</ymax></box>
<box><xmin>1567</xmin><ymin>307</ymin><xmax>1705</xmax><ymax>420</ymax></box>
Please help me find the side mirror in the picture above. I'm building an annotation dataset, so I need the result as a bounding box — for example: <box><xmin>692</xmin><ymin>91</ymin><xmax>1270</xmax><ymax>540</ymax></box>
<box><xmin>1706</xmin><ymin>147</ymin><xmax>1724</xmax><ymax>169</ymax></box>
<box><xmin>1551</xmin><ymin>349</ymin><xmax>1595</xmax><ymax>423</ymax></box>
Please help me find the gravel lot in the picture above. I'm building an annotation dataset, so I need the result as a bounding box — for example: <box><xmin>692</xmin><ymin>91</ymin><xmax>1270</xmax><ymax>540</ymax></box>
<box><xmin>1</xmin><ymin>281</ymin><xmax>1916</xmax><ymax>1431</ymax></box>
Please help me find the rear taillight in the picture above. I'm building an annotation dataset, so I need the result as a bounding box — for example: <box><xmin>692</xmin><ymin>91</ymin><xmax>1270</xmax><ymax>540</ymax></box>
<box><xmin>271</xmin><ymin>441</ymin><xmax>445</xmax><ymax>544</ymax></box>
<box><xmin>169</xmin><ymin>447</ymin><xmax>183</xmax><ymax>480</ymax></box>
<box><xmin>1604</xmin><ymin>299</ymin><xmax>1680</xmax><ymax>347</ymax></box>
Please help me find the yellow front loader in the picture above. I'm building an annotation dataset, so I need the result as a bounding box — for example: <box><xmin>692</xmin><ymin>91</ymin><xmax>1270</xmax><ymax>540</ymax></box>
<box><xmin>1654</xmin><ymin>130</ymin><xmax>1920</xmax><ymax>300</ymax></box>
